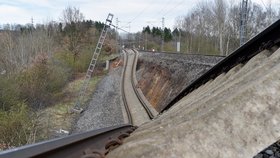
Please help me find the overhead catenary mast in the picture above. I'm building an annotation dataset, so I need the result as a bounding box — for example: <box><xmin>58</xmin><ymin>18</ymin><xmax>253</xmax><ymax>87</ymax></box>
<box><xmin>73</xmin><ymin>13</ymin><xmax>114</xmax><ymax>113</ymax></box>
<box><xmin>116</xmin><ymin>18</ymin><xmax>119</xmax><ymax>54</ymax></box>
<box><xmin>161</xmin><ymin>17</ymin><xmax>165</xmax><ymax>52</ymax></box>
<box><xmin>240</xmin><ymin>0</ymin><xmax>248</xmax><ymax>46</ymax></box>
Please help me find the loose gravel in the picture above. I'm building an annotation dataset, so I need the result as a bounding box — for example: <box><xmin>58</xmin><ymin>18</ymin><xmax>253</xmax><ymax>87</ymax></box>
<box><xmin>73</xmin><ymin>67</ymin><xmax>125</xmax><ymax>133</ymax></box>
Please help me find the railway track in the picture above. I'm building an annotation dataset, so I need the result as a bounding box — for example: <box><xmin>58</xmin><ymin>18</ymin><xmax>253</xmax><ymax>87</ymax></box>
<box><xmin>131</xmin><ymin>49</ymin><xmax>157</xmax><ymax>119</ymax></box>
<box><xmin>0</xmin><ymin>49</ymin><xmax>152</xmax><ymax>158</ymax></box>
<box><xmin>121</xmin><ymin>49</ymin><xmax>157</xmax><ymax>125</ymax></box>
<box><xmin>1</xmin><ymin>19</ymin><xmax>280</xmax><ymax>158</ymax></box>
<box><xmin>108</xmin><ymin>19</ymin><xmax>280</xmax><ymax>158</ymax></box>
<box><xmin>120</xmin><ymin>50</ymin><xmax>133</xmax><ymax>124</ymax></box>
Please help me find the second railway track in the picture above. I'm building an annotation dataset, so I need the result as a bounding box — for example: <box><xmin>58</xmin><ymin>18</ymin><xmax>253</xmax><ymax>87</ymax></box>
<box><xmin>121</xmin><ymin>49</ymin><xmax>157</xmax><ymax>125</ymax></box>
<box><xmin>121</xmin><ymin>50</ymin><xmax>133</xmax><ymax>124</ymax></box>
<box><xmin>131</xmin><ymin>49</ymin><xmax>157</xmax><ymax>119</ymax></box>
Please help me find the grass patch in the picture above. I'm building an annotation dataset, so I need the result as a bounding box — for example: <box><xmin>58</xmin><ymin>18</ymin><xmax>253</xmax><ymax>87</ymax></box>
<box><xmin>38</xmin><ymin>75</ymin><xmax>102</xmax><ymax>139</ymax></box>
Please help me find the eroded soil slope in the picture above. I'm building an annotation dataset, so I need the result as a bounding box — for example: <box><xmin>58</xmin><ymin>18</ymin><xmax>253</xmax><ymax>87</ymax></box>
<box><xmin>136</xmin><ymin>52</ymin><xmax>223</xmax><ymax>111</ymax></box>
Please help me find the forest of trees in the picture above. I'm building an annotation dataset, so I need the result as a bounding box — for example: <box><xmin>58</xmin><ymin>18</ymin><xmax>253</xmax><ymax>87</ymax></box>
<box><xmin>137</xmin><ymin>0</ymin><xmax>280</xmax><ymax>55</ymax></box>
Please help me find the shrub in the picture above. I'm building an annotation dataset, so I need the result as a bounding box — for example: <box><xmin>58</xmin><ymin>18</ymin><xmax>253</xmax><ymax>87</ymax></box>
<box><xmin>0</xmin><ymin>76</ymin><xmax>21</xmax><ymax>111</ymax></box>
<box><xmin>47</xmin><ymin>59</ymin><xmax>71</xmax><ymax>93</ymax></box>
<box><xmin>54</xmin><ymin>49</ymin><xmax>92</xmax><ymax>74</ymax></box>
<box><xmin>0</xmin><ymin>103</ymin><xmax>37</xmax><ymax>150</ymax></box>
<box><xmin>18</xmin><ymin>54</ymin><xmax>71</xmax><ymax>108</ymax></box>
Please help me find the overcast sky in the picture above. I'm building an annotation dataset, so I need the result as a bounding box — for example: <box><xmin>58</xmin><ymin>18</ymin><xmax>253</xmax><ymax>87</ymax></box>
<box><xmin>0</xmin><ymin>0</ymin><xmax>279</xmax><ymax>32</ymax></box>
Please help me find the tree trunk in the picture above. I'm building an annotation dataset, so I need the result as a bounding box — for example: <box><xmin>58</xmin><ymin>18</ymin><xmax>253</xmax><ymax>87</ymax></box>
<box><xmin>219</xmin><ymin>28</ymin><xmax>223</xmax><ymax>56</ymax></box>
<box><xmin>226</xmin><ymin>33</ymin><xmax>230</xmax><ymax>56</ymax></box>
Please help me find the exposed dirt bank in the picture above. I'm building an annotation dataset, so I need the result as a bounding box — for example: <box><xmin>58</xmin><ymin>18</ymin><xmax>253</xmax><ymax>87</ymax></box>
<box><xmin>136</xmin><ymin>52</ymin><xmax>224</xmax><ymax>112</ymax></box>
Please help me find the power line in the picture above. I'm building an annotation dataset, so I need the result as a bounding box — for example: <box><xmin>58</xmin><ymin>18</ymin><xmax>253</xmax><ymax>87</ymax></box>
<box><xmin>145</xmin><ymin>0</ymin><xmax>185</xmax><ymax>32</ymax></box>
<box><xmin>154</xmin><ymin>0</ymin><xmax>173</xmax><ymax>17</ymax></box>
<box><xmin>162</xmin><ymin>0</ymin><xmax>185</xmax><ymax>17</ymax></box>
<box><xmin>260</xmin><ymin>0</ymin><xmax>269</xmax><ymax>11</ymax></box>
<box><xmin>147</xmin><ymin>0</ymin><xmax>176</xmax><ymax>25</ymax></box>
<box><xmin>111</xmin><ymin>24</ymin><xmax>130</xmax><ymax>34</ymax></box>
<box><xmin>126</xmin><ymin>0</ymin><xmax>175</xmax><ymax>32</ymax></box>
<box><xmin>110</xmin><ymin>23</ymin><xmax>163</xmax><ymax>50</ymax></box>
<box><xmin>147</xmin><ymin>0</ymin><xmax>172</xmax><ymax>25</ymax></box>
<box><xmin>128</xmin><ymin>4</ymin><xmax>152</xmax><ymax>24</ymax></box>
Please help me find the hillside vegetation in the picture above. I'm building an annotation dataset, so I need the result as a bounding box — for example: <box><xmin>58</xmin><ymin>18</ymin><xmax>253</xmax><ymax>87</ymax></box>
<box><xmin>0</xmin><ymin>6</ymin><xmax>117</xmax><ymax>149</ymax></box>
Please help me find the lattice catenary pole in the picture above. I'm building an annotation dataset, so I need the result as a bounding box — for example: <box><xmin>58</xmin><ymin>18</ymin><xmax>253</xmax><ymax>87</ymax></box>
<box><xmin>73</xmin><ymin>13</ymin><xmax>114</xmax><ymax>113</ymax></box>
<box><xmin>240</xmin><ymin>0</ymin><xmax>248</xmax><ymax>46</ymax></box>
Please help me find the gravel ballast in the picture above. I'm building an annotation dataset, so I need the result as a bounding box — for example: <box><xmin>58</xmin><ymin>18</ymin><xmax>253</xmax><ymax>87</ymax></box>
<box><xmin>73</xmin><ymin>67</ymin><xmax>125</xmax><ymax>133</ymax></box>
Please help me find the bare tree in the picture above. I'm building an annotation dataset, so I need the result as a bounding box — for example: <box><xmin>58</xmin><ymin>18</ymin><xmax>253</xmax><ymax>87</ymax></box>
<box><xmin>225</xmin><ymin>4</ymin><xmax>241</xmax><ymax>54</ymax></box>
<box><xmin>60</xmin><ymin>6</ymin><xmax>85</xmax><ymax>62</ymax></box>
<box><xmin>61</xmin><ymin>6</ymin><xmax>84</xmax><ymax>24</ymax></box>
<box><xmin>0</xmin><ymin>24</ymin><xmax>55</xmax><ymax>74</ymax></box>
<box><xmin>174</xmin><ymin>0</ymin><xmax>279</xmax><ymax>56</ymax></box>
<box><xmin>212</xmin><ymin>0</ymin><xmax>227</xmax><ymax>55</ymax></box>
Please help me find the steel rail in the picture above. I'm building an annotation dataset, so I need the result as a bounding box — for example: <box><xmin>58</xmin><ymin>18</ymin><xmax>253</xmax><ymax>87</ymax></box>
<box><xmin>0</xmin><ymin>124</ymin><xmax>136</xmax><ymax>158</ymax></box>
<box><xmin>121</xmin><ymin>50</ymin><xmax>134</xmax><ymax>124</ymax></box>
<box><xmin>162</xmin><ymin>19</ymin><xmax>280</xmax><ymax>112</ymax></box>
<box><xmin>131</xmin><ymin>49</ymin><xmax>155</xmax><ymax>119</ymax></box>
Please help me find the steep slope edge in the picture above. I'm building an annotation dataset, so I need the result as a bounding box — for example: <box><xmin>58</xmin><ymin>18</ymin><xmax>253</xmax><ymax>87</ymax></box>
<box><xmin>136</xmin><ymin>52</ymin><xmax>223</xmax><ymax>111</ymax></box>
<box><xmin>108</xmin><ymin>45</ymin><xmax>280</xmax><ymax>158</ymax></box>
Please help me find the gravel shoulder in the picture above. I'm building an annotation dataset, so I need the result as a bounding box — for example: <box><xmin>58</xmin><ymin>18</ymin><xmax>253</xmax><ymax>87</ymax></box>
<box><xmin>73</xmin><ymin>67</ymin><xmax>125</xmax><ymax>133</ymax></box>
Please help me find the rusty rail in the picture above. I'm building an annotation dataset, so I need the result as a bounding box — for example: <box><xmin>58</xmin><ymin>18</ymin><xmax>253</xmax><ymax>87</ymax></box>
<box><xmin>0</xmin><ymin>125</ymin><xmax>136</xmax><ymax>158</ymax></box>
<box><xmin>131</xmin><ymin>49</ymin><xmax>156</xmax><ymax>119</ymax></box>
<box><xmin>122</xmin><ymin>49</ymin><xmax>156</xmax><ymax>122</ymax></box>
<box><xmin>121</xmin><ymin>51</ymin><xmax>134</xmax><ymax>124</ymax></box>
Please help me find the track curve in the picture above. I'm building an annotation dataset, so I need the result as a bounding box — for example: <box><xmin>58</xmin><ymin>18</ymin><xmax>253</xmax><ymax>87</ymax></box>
<box><xmin>121</xmin><ymin>51</ymin><xmax>133</xmax><ymax>124</ymax></box>
<box><xmin>131</xmin><ymin>49</ymin><xmax>157</xmax><ymax>119</ymax></box>
<box><xmin>121</xmin><ymin>49</ymin><xmax>156</xmax><ymax>125</ymax></box>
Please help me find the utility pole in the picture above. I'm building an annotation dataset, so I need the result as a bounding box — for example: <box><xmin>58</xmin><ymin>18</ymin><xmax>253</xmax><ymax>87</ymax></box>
<box><xmin>177</xmin><ymin>29</ymin><xmax>181</xmax><ymax>53</ymax></box>
<box><xmin>145</xmin><ymin>31</ymin><xmax>147</xmax><ymax>50</ymax></box>
<box><xmin>116</xmin><ymin>18</ymin><xmax>119</xmax><ymax>53</ymax></box>
<box><xmin>127</xmin><ymin>22</ymin><xmax>131</xmax><ymax>47</ymax></box>
<box><xmin>161</xmin><ymin>17</ymin><xmax>165</xmax><ymax>52</ymax></box>
<box><xmin>31</xmin><ymin>17</ymin><xmax>34</xmax><ymax>27</ymax></box>
<box><xmin>240</xmin><ymin>0</ymin><xmax>248</xmax><ymax>46</ymax></box>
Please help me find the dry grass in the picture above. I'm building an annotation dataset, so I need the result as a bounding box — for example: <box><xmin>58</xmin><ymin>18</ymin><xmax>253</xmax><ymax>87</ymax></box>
<box><xmin>38</xmin><ymin>75</ymin><xmax>102</xmax><ymax>139</ymax></box>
